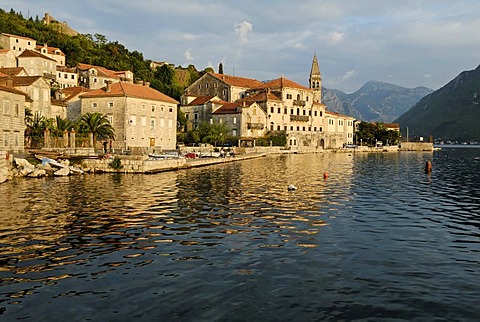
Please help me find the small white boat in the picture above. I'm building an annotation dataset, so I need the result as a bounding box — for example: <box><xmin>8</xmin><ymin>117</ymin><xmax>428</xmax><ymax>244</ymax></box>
<box><xmin>36</xmin><ymin>155</ymin><xmax>84</xmax><ymax>174</ymax></box>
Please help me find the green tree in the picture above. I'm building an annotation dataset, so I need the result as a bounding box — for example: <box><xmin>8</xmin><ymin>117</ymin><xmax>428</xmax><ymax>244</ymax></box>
<box><xmin>78</xmin><ymin>112</ymin><xmax>115</xmax><ymax>146</ymax></box>
<box><xmin>200</xmin><ymin>121</ymin><xmax>230</xmax><ymax>147</ymax></box>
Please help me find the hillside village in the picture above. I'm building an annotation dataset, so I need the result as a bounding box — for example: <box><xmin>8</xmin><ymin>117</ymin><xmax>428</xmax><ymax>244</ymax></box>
<box><xmin>0</xmin><ymin>30</ymin><xmax>366</xmax><ymax>157</ymax></box>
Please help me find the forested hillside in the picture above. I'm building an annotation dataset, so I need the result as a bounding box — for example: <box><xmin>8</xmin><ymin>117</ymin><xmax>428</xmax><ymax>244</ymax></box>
<box><xmin>0</xmin><ymin>8</ymin><xmax>212</xmax><ymax>100</ymax></box>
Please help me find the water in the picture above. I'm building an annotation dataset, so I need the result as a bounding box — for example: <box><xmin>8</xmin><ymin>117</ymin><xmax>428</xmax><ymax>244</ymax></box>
<box><xmin>0</xmin><ymin>148</ymin><xmax>479</xmax><ymax>321</ymax></box>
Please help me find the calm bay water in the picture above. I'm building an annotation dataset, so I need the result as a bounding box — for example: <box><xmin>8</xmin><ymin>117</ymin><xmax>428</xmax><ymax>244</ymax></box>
<box><xmin>0</xmin><ymin>147</ymin><xmax>479</xmax><ymax>321</ymax></box>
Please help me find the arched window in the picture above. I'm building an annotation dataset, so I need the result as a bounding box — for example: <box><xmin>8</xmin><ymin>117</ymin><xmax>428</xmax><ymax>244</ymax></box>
<box><xmin>296</xmin><ymin>94</ymin><xmax>300</xmax><ymax>100</ymax></box>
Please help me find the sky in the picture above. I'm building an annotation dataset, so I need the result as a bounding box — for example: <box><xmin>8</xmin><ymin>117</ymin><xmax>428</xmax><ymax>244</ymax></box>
<box><xmin>3</xmin><ymin>0</ymin><xmax>480</xmax><ymax>93</ymax></box>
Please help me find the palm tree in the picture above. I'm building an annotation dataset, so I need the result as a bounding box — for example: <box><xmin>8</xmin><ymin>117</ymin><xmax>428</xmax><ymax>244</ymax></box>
<box><xmin>53</xmin><ymin>116</ymin><xmax>75</xmax><ymax>137</ymax></box>
<box><xmin>25</xmin><ymin>111</ymin><xmax>46</xmax><ymax>148</ymax></box>
<box><xmin>78</xmin><ymin>112</ymin><xmax>115</xmax><ymax>147</ymax></box>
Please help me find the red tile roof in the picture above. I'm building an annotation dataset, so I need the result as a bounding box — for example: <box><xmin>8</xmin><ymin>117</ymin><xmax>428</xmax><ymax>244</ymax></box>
<box><xmin>36</xmin><ymin>45</ymin><xmax>66</xmax><ymax>56</ymax></box>
<box><xmin>1</xmin><ymin>33</ymin><xmax>36</xmax><ymax>41</ymax></box>
<box><xmin>237</xmin><ymin>90</ymin><xmax>282</xmax><ymax>103</ymax></box>
<box><xmin>209</xmin><ymin>73</ymin><xmax>263</xmax><ymax>88</ymax></box>
<box><xmin>325</xmin><ymin>110</ymin><xmax>354</xmax><ymax>119</ymax></box>
<box><xmin>60</xmin><ymin>86</ymin><xmax>93</xmax><ymax>101</ymax></box>
<box><xmin>0</xmin><ymin>67</ymin><xmax>26</xmax><ymax>77</ymax></box>
<box><xmin>213</xmin><ymin>102</ymin><xmax>243</xmax><ymax>114</ymax></box>
<box><xmin>187</xmin><ymin>95</ymin><xmax>224</xmax><ymax>106</ymax></box>
<box><xmin>17</xmin><ymin>49</ymin><xmax>56</xmax><ymax>62</ymax></box>
<box><xmin>259</xmin><ymin>77</ymin><xmax>309</xmax><ymax>90</ymax></box>
<box><xmin>77</xmin><ymin>63</ymin><xmax>130</xmax><ymax>79</ymax></box>
<box><xmin>0</xmin><ymin>84</ymin><xmax>28</xmax><ymax>97</ymax></box>
<box><xmin>80</xmin><ymin>82</ymin><xmax>179</xmax><ymax>104</ymax></box>
<box><xmin>12</xmin><ymin>76</ymin><xmax>43</xmax><ymax>87</ymax></box>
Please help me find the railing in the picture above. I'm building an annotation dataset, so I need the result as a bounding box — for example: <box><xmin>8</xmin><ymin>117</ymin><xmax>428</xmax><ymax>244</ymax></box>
<box><xmin>293</xmin><ymin>100</ymin><xmax>306</xmax><ymax>107</ymax></box>
<box><xmin>290</xmin><ymin>115</ymin><xmax>310</xmax><ymax>122</ymax></box>
<box><xmin>247</xmin><ymin>123</ymin><xmax>265</xmax><ymax>130</ymax></box>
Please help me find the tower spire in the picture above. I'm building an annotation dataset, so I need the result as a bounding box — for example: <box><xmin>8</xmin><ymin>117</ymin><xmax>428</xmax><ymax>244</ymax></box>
<box><xmin>309</xmin><ymin>53</ymin><xmax>322</xmax><ymax>101</ymax></box>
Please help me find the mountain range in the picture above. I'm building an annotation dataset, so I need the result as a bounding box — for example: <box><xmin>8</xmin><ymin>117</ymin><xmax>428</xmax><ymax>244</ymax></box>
<box><xmin>395</xmin><ymin>64</ymin><xmax>480</xmax><ymax>141</ymax></box>
<box><xmin>322</xmin><ymin>81</ymin><xmax>433</xmax><ymax>123</ymax></box>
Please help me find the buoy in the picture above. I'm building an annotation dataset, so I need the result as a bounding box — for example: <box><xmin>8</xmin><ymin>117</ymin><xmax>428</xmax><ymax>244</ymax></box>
<box><xmin>425</xmin><ymin>160</ymin><xmax>432</xmax><ymax>174</ymax></box>
<box><xmin>288</xmin><ymin>184</ymin><xmax>297</xmax><ymax>191</ymax></box>
<box><xmin>323</xmin><ymin>172</ymin><xmax>329</xmax><ymax>179</ymax></box>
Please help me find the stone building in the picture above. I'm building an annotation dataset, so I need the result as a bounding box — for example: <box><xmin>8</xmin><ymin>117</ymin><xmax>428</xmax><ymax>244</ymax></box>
<box><xmin>0</xmin><ymin>49</ymin><xmax>16</xmax><ymax>68</ymax></box>
<box><xmin>179</xmin><ymin>54</ymin><xmax>356</xmax><ymax>150</ymax></box>
<box><xmin>17</xmin><ymin>49</ymin><xmax>57</xmax><ymax>82</ymax></box>
<box><xmin>77</xmin><ymin>63</ymin><xmax>134</xmax><ymax>90</ymax></box>
<box><xmin>36</xmin><ymin>44</ymin><xmax>66</xmax><ymax>66</ymax></box>
<box><xmin>324</xmin><ymin>111</ymin><xmax>355</xmax><ymax>149</ymax></box>
<box><xmin>183</xmin><ymin>73</ymin><xmax>263</xmax><ymax>103</ymax></box>
<box><xmin>0</xmin><ymin>33</ymin><xmax>36</xmax><ymax>56</ymax></box>
<box><xmin>79</xmin><ymin>81</ymin><xmax>178</xmax><ymax>152</ymax></box>
<box><xmin>0</xmin><ymin>82</ymin><xmax>27</xmax><ymax>153</ymax></box>
<box><xmin>56</xmin><ymin>66</ymin><xmax>78</xmax><ymax>89</ymax></box>
<box><xmin>12</xmin><ymin>76</ymin><xmax>52</xmax><ymax>118</ymax></box>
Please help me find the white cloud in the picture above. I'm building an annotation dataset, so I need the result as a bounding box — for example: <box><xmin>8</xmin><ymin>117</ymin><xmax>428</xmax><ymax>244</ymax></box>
<box><xmin>342</xmin><ymin>68</ymin><xmax>357</xmax><ymax>81</ymax></box>
<box><xmin>235</xmin><ymin>21</ymin><xmax>253</xmax><ymax>44</ymax></box>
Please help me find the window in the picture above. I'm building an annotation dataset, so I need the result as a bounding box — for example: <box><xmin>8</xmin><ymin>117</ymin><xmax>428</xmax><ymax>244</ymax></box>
<box><xmin>194</xmin><ymin>113</ymin><xmax>198</xmax><ymax>120</ymax></box>
<box><xmin>320</xmin><ymin>127</ymin><xmax>323</xmax><ymax>132</ymax></box>
<box><xmin>108</xmin><ymin>102</ymin><xmax>114</xmax><ymax>107</ymax></box>
<box><xmin>64</xmin><ymin>74</ymin><xmax>67</xmax><ymax>79</ymax></box>
<box><xmin>152</xmin><ymin>106</ymin><xmax>156</xmax><ymax>112</ymax></box>
<box><xmin>71</xmin><ymin>75</ymin><xmax>75</xmax><ymax>80</ymax></box>
<box><xmin>160</xmin><ymin>118</ymin><xmax>165</xmax><ymax>128</ymax></box>
<box><xmin>314</xmin><ymin>127</ymin><xmax>317</xmax><ymax>131</ymax></box>
<box><xmin>297</xmin><ymin>94</ymin><xmax>300</xmax><ymax>100</ymax></box>
<box><xmin>15</xmin><ymin>104</ymin><xmax>19</xmax><ymax>116</ymax></box>
<box><xmin>141</xmin><ymin>116</ymin><xmax>146</xmax><ymax>126</ymax></box>
<box><xmin>286</xmin><ymin>94</ymin><xmax>292</xmax><ymax>99</ymax></box>
<box><xmin>150</xmin><ymin>119</ymin><xmax>156</xmax><ymax>131</ymax></box>
<box><xmin>291</xmin><ymin>109</ymin><xmax>294</xmax><ymax>115</ymax></box>
<box><xmin>284</xmin><ymin>108</ymin><xmax>287</xmax><ymax>114</ymax></box>
<box><xmin>290</xmin><ymin>126</ymin><xmax>293</xmax><ymax>131</ymax></box>
<box><xmin>168</xmin><ymin>119</ymin><xmax>173</xmax><ymax>128</ymax></box>
<box><xmin>169</xmin><ymin>108</ymin><xmax>173</xmax><ymax>112</ymax></box>
<box><xmin>270</xmin><ymin>106</ymin><xmax>274</xmax><ymax>113</ymax></box>
<box><xmin>297</xmin><ymin>126</ymin><xmax>300</xmax><ymax>131</ymax></box>
<box><xmin>277</xmin><ymin>125</ymin><xmax>281</xmax><ymax>131</ymax></box>
<box><xmin>205</xmin><ymin>83</ymin><xmax>209</xmax><ymax>88</ymax></box>
<box><xmin>92</xmin><ymin>102</ymin><xmax>97</xmax><ymax>108</ymax></box>
<box><xmin>3</xmin><ymin>100</ymin><xmax>11</xmax><ymax>116</ymax></box>
<box><xmin>93</xmin><ymin>78</ymin><xmax>98</xmax><ymax>83</ymax></box>
<box><xmin>277</xmin><ymin>108</ymin><xmax>281</xmax><ymax>113</ymax></box>
<box><xmin>320</xmin><ymin>111</ymin><xmax>323</xmax><ymax>116</ymax></box>
<box><xmin>233</xmin><ymin>117</ymin><xmax>237</xmax><ymax>124</ymax></box>
<box><xmin>314</xmin><ymin>111</ymin><xmax>317</xmax><ymax>117</ymax></box>
<box><xmin>232</xmin><ymin>129</ymin><xmax>237</xmax><ymax>136</ymax></box>
<box><xmin>284</xmin><ymin>126</ymin><xmax>287</xmax><ymax>131</ymax></box>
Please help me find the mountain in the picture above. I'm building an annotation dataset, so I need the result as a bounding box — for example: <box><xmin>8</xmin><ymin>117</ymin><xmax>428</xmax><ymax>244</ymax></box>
<box><xmin>323</xmin><ymin>81</ymin><xmax>433</xmax><ymax>122</ymax></box>
<box><xmin>394</xmin><ymin>65</ymin><xmax>480</xmax><ymax>141</ymax></box>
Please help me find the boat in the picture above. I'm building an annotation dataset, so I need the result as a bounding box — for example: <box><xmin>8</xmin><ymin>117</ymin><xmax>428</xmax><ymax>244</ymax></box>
<box><xmin>36</xmin><ymin>155</ymin><xmax>84</xmax><ymax>174</ymax></box>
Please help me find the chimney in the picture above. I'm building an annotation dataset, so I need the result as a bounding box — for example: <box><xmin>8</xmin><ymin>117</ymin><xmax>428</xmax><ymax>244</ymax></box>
<box><xmin>105</xmin><ymin>81</ymin><xmax>112</xmax><ymax>93</ymax></box>
<box><xmin>144</xmin><ymin>81</ymin><xmax>150</xmax><ymax>87</ymax></box>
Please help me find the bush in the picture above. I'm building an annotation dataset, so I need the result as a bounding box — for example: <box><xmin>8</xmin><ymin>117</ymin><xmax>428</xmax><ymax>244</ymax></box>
<box><xmin>108</xmin><ymin>156</ymin><xmax>123</xmax><ymax>170</ymax></box>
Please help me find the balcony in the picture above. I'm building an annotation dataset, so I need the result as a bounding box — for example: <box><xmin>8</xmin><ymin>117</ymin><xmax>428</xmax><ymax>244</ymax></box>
<box><xmin>293</xmin><ymin>100</ymin><xmax>306</xmax><ymax>107</ymax></box>
<box><xmin>247</xmin><ymin>123</ymin><xmax>265</xmax><ymax>130</ymax></box>
<box><xmin>290</xmin><ymin>115</ymin><xmax>310</xmax><ymax>122</ymax></box>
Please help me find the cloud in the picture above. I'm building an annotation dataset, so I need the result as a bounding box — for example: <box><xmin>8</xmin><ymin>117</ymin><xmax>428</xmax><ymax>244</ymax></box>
<box><xmin>342</xmin><ymin>68</ymin><xmax>357</xmax><ymax>81</ymax></box>
<box><xmin>184</xmin><ymin>48</ymin><xmax>196</xmax><ymax>63</ymax></box>
<box><xmin>235</xmin><ymin>21</ymin><xmax>253</xmax><ymax>44</ymax></box>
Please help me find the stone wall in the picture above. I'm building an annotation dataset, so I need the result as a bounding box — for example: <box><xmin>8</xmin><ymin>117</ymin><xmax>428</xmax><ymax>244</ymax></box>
<box><xmin>399</xmin><ymin>142</ymin><xmax>434</xmax><ymax>151</ymax></box>
<box><xmin>0</xmin><ymin>151</ymin><xmax>13</xmax><ymax>184</ymax></box>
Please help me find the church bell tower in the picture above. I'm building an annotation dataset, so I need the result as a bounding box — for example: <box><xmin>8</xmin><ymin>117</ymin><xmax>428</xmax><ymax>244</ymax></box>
<box><xmin>309</xmin><ymin>53</ymin><xmax>322</xmax><ymax>102</ymax></box>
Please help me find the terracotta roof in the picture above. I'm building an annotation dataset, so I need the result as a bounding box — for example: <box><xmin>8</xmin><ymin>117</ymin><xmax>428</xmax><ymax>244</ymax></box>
<box><xmin>325</xmin><ymin>110</ymin><xmax>354</xmax><ymax>119</ymax></box>
<box><xmin>383</xmin><ymin>123</ymin><xmax>400</xmax><ymax>129</ymax></box>
<box><xmin>209</xmin><ymin>73</ymin><xmax>263</xmax><ymax>88</ymax></box>
<box><xmin>17</xmin><ymin>49</ymin><xmax>56</xmax><ymax>62</ymax></box>
<box><xmin>1</xmin><ymin>33</ymin><xmax>36</xmax><ymax>41</ymax></box>
<box><xmin>237</xmin><ymin>90</ymin><xmax>282</xmax><ymax>103</ymax></box>
<box><xmin>259</xmin><ymin>77</ymin><xmax>310</xmax><ymax>90</ymax></box>
<box><xmin>80</xmin><ymin>82</ymin><xmax>179</xmax><ymax>104</ymax></box>
<box><xmin>187</xmin><ymin>95</ymin><xmax>224</xmax><ymax>106</ymax></box>
<box><xmin>0</xmin><ymin>49</ymin><xmax>12</xmax><ymax>53</ymax></box>
<box><xmin>36</xmin><ymin>45</ymin><xmax>66</xmax><ymax>56</ymax></box>
<box><xmin>60</xmin><ymin>86</ymin><xmax>92</xmax><ymax>100</ymax></box>
<box><xmin>213</xmin><ymin>102</ymin><xmax>243</xmax><ymax>114</ymax></box>
<box><xmin>0</xmin><ymin>67</ymin><xmax>26</xmax><ymax>77</ymax></box>
<box><xmin>0</xmin><ymin>84</ymin><xmax>29</xmax><ymax>97</ymax></box>
<box><xmin>12</xmin><ymin>76</ymin><xmax>43</xmax><ymax>87</ymax></box>
<box><xmin>51</xmin><ymin>98</ymin><xmax>67</xmax><ymax>106</ymax></box>
<box><xmin>0</xmin><ymin>72</ymin><xmax>9</xmax><ymax>78</ymax></box>
<box><xmin>57</xmin><ymin>66</ymin><xmax>76</xmax><ymax>73</ymax></box>
<box><xmin>77</xmin><ymin>63</ymin><xmax>130</xmax><ymax>79</ymax></box>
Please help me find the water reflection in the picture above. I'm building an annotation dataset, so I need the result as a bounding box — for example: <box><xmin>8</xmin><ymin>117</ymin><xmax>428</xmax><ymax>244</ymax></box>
<box><xmin>0</xmin><ymin>150</ymin><xmax>479</xmax><ymax>320</ymax></box>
